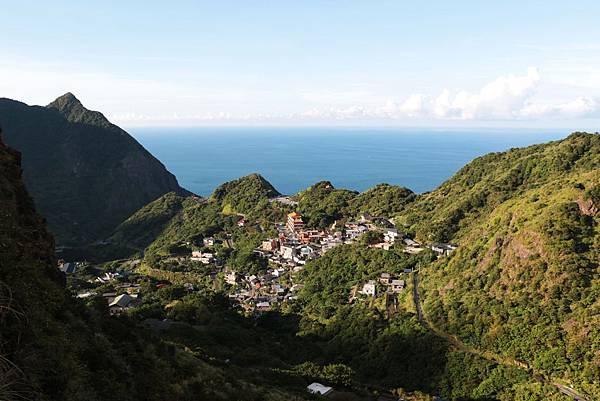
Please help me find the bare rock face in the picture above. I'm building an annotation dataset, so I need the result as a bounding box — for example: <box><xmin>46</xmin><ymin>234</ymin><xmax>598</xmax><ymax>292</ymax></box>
<box><xmin>0</xmin><ymin>93</ymin><xmax>192</xmax><ymax>245</ymax></box>
<box><xmin>577</xmin><ymin>197</ymin><xmax>598</xmax><ymax>216</ymax></box>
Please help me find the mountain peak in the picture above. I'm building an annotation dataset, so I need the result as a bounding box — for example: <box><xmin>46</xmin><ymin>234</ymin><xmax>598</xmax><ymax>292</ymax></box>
<box><xmin>49</xmin><ymin>92</ymin><xmax>81</xmax><ymax>107</ymax></box>
<box><xmin>47</xmin><ymin>92</ymin><xmax>85</xmax><ymax>116</ymax></box>
<box><xmin>47</xmin><ymin>92</ymin><xmax>112</xmax><ymax>128</ymax></box>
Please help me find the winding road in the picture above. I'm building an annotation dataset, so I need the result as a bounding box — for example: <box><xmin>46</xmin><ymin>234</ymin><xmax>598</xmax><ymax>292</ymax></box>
<box><xmin>411</xmin><ymin>271</ymin><xmax>590</xmax><ymax>401</ymax></box>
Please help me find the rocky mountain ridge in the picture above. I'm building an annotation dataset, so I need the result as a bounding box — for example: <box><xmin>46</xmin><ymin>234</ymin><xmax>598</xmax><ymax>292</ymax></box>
<box><xmin>0</xmin><ymin>93</ymin><xmax>191</xmax><ymax>245</ymax></box>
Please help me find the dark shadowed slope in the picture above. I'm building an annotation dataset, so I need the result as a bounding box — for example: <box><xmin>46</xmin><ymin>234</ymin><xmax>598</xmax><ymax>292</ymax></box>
<box><xmin>0</xmin><ymin>93</ymin><xmax>191</xmax><ymax>245</ymax></box>
<box><xmin>0</xmin><ymin>134</ymin><xmax>310</xmax><ymax>401</ymax></box>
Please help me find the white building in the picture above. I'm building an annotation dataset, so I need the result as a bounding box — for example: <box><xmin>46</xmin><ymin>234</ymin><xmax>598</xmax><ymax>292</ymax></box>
<box><xmin>256</xmin><ymin>301</ymin><xmax>270</xmax><ymax>311</ymax></box>
<box><xmin>299</xmin><ymin>245</ymin><xmax>315</xmax><ymax>259</ymax></box>
<box><xmin>384</xmin><ymin>228</ymin><xmax>400</xmax><ymax>243</ymax></box>
<box><xmin>108</xmin><ymin>293</ymin><xmax>136</xmax><ymax>315</ymax></box>
<box><xmin>430</xmin><ymin>243</ymin><xmax>458</xmax><ymax>256</ymax></box>
<box><xmin>225</xmin><ymin>271</ymin><xmax>238</xmax><ymax>285</ymax></box>
<box><xmin>191</xmin><ymin>251</ymin><xmax>215</xmax><ymax>264</ymax></box>
<box><xmin>307</xmin><ymin>382</ymin><xmax>333</xmax><ymax>396</ymax></box>
<box><xmin>391</xmin><ymin>279</ymin><xmax>405</xmax><ymax>292</ymax></box>
<box><xmin>262</xmin><ymin>239</ymin><xmax>279</xmax><ymax>251</ymax></box>
<box><xmin>360</xmin><ymin>280</ymin><xmax>376</xmax><ymax>297</ymax></box>
<box><xmin>280</xmin><ymin>245</ymin><xmax>296</xmax><ymax>260</ymax></box>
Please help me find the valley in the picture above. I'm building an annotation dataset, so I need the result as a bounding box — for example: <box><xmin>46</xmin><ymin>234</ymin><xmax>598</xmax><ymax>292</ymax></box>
<box><xmin>4</xmin><ymin>3</ymin><xmax>599</xmax><ymax>400</ymax></box>
<box><xmin>0</xmin><ymin>99</ymin><xmax>598</xmax><ymax>401</ymax></box>
<box><xmin>58</xmin><ymin>132</ymin><xmax>598</xmax><ymax>401</ymax></box>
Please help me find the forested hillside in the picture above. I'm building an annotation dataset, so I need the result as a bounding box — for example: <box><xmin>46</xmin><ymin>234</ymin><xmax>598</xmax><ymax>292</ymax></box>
<box><xmin>106</xmin><ymin>174</ymin><xmax>290</xmax><ymax>259</ymax></box>
<box><xmin>401</xmin><ymin>133</ymin><xmax>599</xmax><ymax>398</ymax></box>
<box><xmin>211</xmin><ymin>173</ymin><xmax>281</xmax><ymax>215</ymax></box>
<box><xmin>398</xmin><ymin>132</ymin><xmax>599</xmax><ymax>243</ymax></box>
<box><xmin>294</xmin><ymin>181</ymin><xmax>415</xmax><ymax>228</ymax></box>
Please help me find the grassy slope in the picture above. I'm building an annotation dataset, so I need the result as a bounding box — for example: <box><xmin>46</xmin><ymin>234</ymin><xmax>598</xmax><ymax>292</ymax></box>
<box><xmin>211</xmin><ymin>173</ymin><xmax>280</xmax><ymax>215</ymax></box>
<box><xmin>107</xmin><ymin>174</ymin><xmax>289</xmax><ymax>259</ymax></box>
<box><xmin>397</xmin><ymin>132</ymin><xmax>598</xmax><ymax>241</ymax></box>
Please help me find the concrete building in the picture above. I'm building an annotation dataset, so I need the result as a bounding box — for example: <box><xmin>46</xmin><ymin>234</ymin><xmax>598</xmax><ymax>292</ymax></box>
<box><xmin>286</xmin><ymin>212</ymin><xmax>305</xmax><ymax>232</ymax></box>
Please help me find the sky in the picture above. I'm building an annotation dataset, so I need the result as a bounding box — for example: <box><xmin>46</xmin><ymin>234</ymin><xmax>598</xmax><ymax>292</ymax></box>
<box><xmin>2</xmin><ymin>0</ymin><xmax>600</xmax><ymax>128</ymax></box>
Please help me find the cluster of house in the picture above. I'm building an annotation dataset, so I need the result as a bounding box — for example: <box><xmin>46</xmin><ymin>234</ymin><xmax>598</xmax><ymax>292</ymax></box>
<box><xmin>77</xmin><ymin>278</ymin><xmax>142</xmax><ymax>315</ymax></box>
<box><xmin>59</xmin><ymin>205</ymin><xmax>457</xmax><ymax>318</ymax></box>
<box><xmin>358</xmin><ymin>272</ymin><xmax>406</xmax><ymax>298</ymax></box>
<box><xmin>253</xmin><ymin>212</ymin><xmax>381</xmax><ymax>267</ymax></box>
<box><xmin>370</xmin><ymin>227</ymin><xmax>458</xmax><ymax>257</ymax></box>
<box><xmin>95</xmin><ymin>271</ymin><xmax>123</xmax><ymax>283</ymax></box>
<box><xmin>274</xmin><ymin>211</ymin><xmax>457</xmax><ymax>257</ymax></box>
<box><xmin>178</xmin><ymin>237</ymin><xmax>230</xmax><ymax>266</ymax></box>
<box><xmin>77</xmin><ymin>267</ymin><xmax>203</xmax><ymax>316</ymax></box>
<box><xmin>191</xmin><ymin>250</ymin><xmax>216</xmax><ymax>264</ymax></box>
<box><xmin>224</xmin><ymin>267</ymin><xmax>304</xmax><ymax>313</ymax></box>
<box><xmin>220</xmin><ymin>211</ymin><xmax>458</xmax><ymax>312</ymax></box>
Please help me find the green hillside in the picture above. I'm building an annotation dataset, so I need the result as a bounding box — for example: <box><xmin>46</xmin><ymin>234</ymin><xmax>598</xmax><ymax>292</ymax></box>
<box><xmin>294</xmin><ymin>181</ymin><xmax>415</xmax><ymax>228</ymax></box>
<box><xmin>398</xmin><ymin>132</ymin><xmax>599</xmax><ymax>242</ymax></box>
<box><xmin>108</xmin><ymin>176</ymin><xmax>416</xmax><ymax>260</ymax></box>
<box><xmin>401</xmin><ymin>133</ymin><xmax>599</xmax><ymax>397</ymax></box>
<box><xmin>295</xmin><ymin>181</ymin><xmax>358</xmax><ymax>227</ymax></box>
<box><xmin>349</xmin><ymin>183</ymin><xmax>416</xmax><ymax>217</ymax></box>
<box><xmin>106</xmin><ymin>174</ymin><xmax>290</xmax><ymax>260</ymax></box>
<box><xmin>110</xmin><ymin>192</ymin><xmax>188</xmax><ymax>252</ymax></box>
<box><xmin>211</xmin><ymin>173</ymin><xmax>281</xmax><ymax>215</ymax></box>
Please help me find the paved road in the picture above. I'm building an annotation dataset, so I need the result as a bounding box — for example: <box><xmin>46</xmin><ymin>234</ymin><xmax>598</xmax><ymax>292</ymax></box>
<box><xmin>411</xmin><ymin>271</ymin><xmax>590</xmax><ymax>401</ymax></box>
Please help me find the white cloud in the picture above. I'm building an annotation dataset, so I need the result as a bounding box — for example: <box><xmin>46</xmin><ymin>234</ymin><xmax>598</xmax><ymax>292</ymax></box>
<box><xmin>1</xmin><ymin>61</ymin><xmax>598</xmax><ymax>125</ymax></box>
<box><xmin>378</xmin><ymin>67</ymin><xmax>543</xmax><ymax>120</ymax></box>
<box><xmin>519</xmin><ymin>97</ymin><xmax>599</xmax><ymax>119</ymax></box>
<box><xmin>462</xmin><ymin>66</ymin><xmax>540</xmax><ymax>119</ymax></box>
<box><xmin>295</xmin><ymin>67</ymin><xmax>599</xmax><ymax>122</ymax></box>
<box><xmin>398</xmin><ymin>94</ymin><xmax>429</xmax><ymax>118</ymax></box>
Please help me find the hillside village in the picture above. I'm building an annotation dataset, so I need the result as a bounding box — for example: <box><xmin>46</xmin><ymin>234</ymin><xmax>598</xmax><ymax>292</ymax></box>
<box><xmin>56</xmin><ymin>202</ymin><xmax>459</xmax><ymax>399</ymax></box>
<box><xmin>61</xmin><ymin>205</ymin><xmax>457</xmax><ymax>317</ymax></box>
<box><xmin>224</xmin><ymin>210</ymin><xmax>455</xmax><ymax>313</ymax></box>
<box><xmin>55</xmin><ymin>200</ymin><xmax>462</xmax><ymax>399</ymax></box>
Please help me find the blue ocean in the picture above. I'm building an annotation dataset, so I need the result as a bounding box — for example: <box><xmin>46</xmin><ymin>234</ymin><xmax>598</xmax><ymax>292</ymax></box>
<box><xmin>129</xmin><ymin>127</ymin><xmax>568</xmax><ymax>196</ymax></box>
